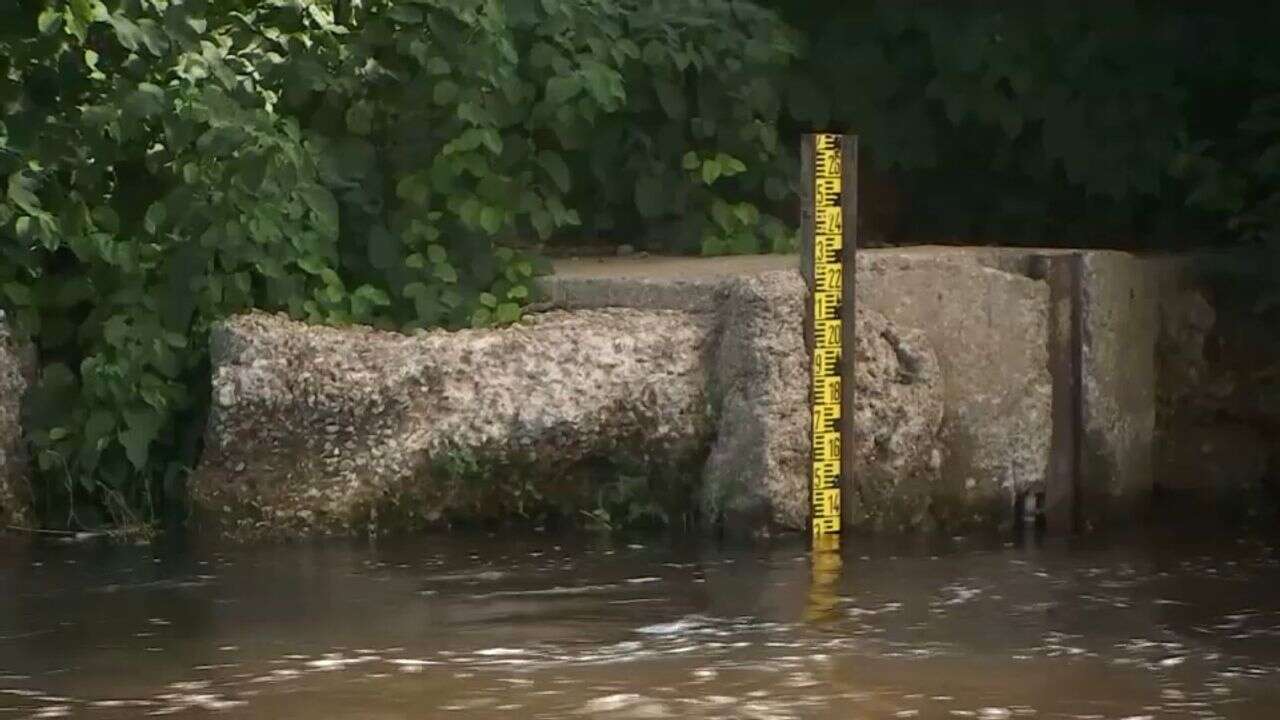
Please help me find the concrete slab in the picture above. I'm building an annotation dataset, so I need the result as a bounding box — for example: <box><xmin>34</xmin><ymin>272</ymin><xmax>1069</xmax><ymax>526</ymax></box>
<box><xmin>1077</xmin><ymin>251</ymin><xmax>1159</xmax><ymax>530</ymax></box>
<box><xmin>543</xmin><ymin>248</ymin><xmax>1056</xmax><ymax>531</ymax></box>
<box><xmin>855</xmin><ymin>251</ymin><xmax>1053</xmax><ymax>528</ymax></box>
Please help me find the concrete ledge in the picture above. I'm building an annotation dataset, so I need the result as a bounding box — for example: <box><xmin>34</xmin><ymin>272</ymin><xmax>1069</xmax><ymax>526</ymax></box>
<box><xmin>544</xmin><ymin>248</ymin><xmax>1056</xmax><ymax>531</ymax></box>
<box><xmin>539</xmin><ymin>246</ymin><xmax>1205</xmax><ymax>534</ymax></box>
<box><xmin>189</xmin><ymin>245</ymin><xmax>1246</xmax><ymax>537</ymax></box>
<box><xmin>855</xmin><ymin>250</ymin><xmax>1053</xmax><ymax>527</ymax></box>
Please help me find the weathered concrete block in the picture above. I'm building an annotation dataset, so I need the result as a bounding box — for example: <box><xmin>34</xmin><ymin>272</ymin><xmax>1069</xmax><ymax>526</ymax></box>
<box><xmin>543</xmin><ymin>251</ymin><xmax>1054</xmax><ymax>532</ymax></box>
<box><xmin>701</xmin><ymin>271</ymin><xmax>944</xmax><ymax>533</ymax></box>
<box><xmin>701</xmin><ymin>271</ymin><xmax>807</xmax><ymax>531</ymax></box>
<box><xmin>195</xmin><ymin>265</ymin><xmax>951</xmax><ymax>537</ymax></box>
<box><xmin>0</xmin><ymin>316</ymin><xmax>33</xmax><ymax>528</ymax></box>
<box><xmin>856</xmin><ymin>250</ymin><xmax>1053</xmax><ymax>528</ymax></box>
<box><xmin>1076</xmin><ymin>251</ymin><xmax>1159</xmax><ymax>529</ymax></box>
<box><xmin>195</xmin><ymin>246</ymin><xmax>1216</xmax><ymax>538</ymax></box>
<box><xmin>1147</xmin><ymin>250</ymin><xmax>1278</xmax><ymax>517</ymax></box>
<box><xmin>192</xmin><ymin>309</ymin><xmax>716</xmax><ymax>537</ymax></box>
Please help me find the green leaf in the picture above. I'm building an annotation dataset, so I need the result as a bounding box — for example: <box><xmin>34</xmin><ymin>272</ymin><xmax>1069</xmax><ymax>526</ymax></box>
<box><xmin>84</xmin><ymin>410</ymin><xmax>116</xmax><ymax>446</ymax></box>
<box><xmin>7</xmin><ymin>173</ymin><xmax>41</xmax><ymax>215</ymax></box>
<box><xmin>682</xmin><ymin>152</ymin><xmax>700</xmax><ymax>171</ymax></box>
<box><xmin>495</xmin><ymin>302</ymin><xmax>521</xmax><ymax>324</ymax></box>
<box><xmin>38</xmin><ymin>8</ymin><xmax>63</xmax><ymax>34</ymax></box>
<box><xmin>508</xmin><ymin>284</ymin><xmax>529</xmax><ymax>300</ymax></box>
<box><xmin>433</xmin><ymin>81</ymin><xmax>459</xmax><ymax>106</ymax></box>
<box><xmin>530</xmin><ymin>209</ymin><xmax>553</xmax><ymax>239</ymax></box>
<box><xmin>124</xmin><ymin>83</ymin><xmax>165</xmax><ymax>119</ymax></box>
<box><xmin>435</xmin><ymin>263</ymin><xmax>459</xmax><ymax>284</ymax></box>
<box><xmin>479</xmin><ymin>130</ymin><xmax>503</xmax><ymax>155</ymax></box>
<box><xmin>3</xmin><ymin>283</ymin><xmax>32</xmax><ymax>306</ymax></box>
<box><xmin>134</xmin><ymin>18</ymin><xmax>168</xmax><ymax>56</ymax></box>
<box><xmin>120</xmin><ymin>409</ymin><xmax>164</xmax><ymax>470</ymax></box>
<box><xmin>346</xmin><ymin>102</ymin><xmax>375</xmax><ymax>136</ymax></box>
<box><xmin>701</xmin><ymin>159</ymin><xmax>722</xmax><ymax>185</ymax></box>
<box><xmin>353</xmin><ymin>284</ymin><xmax>391</xmax><ymax>306</ymax></box>
<box><xmin>299</xmin><ymin>186</ymin><xmax>340</xmax><ymax>239</ymax></box>
<box><xmin>537</xmin><ymin>151</ymin><xmax>571</xmax><ymax>193</ymax></box>
<box><xmin>719</xmin><ymin>154</ymin><xmax>747</xmax><ymax>175</ymax></box>
<box><xmin>403</xmin><ymin>281</ymin><xmax>429</xmax><ymax>300</ymax></box>
<box><xmin>297</xmin><ymin>256</ymin><xmax>327</xmax><ymax>275</ymax></box>
<box><xmin>427</xmin><ymin>244</ymin><xmax>448</xmax><ymax>264</ymax></box>
<box><xmin>582</xmin><ymin>62</ymin><xmax>623</xmax><ymax>106</ymax></box>
<box><xmin>479</xmin><ymin>207</ymin><xmax>504</xmax><ymax>235</ymax></box>
<box><xmin>65</xmin><ymin>0</ymin><xmax>95</xmax><ymax>41</ymax></box>
<box><xmin>734</xmin><ymin>203</ymin><xmax>760</xmax><ymax>226</ymax></box>
<box><xmin>546</xmin><ymin>76</ymin><xmax>580</xmax><ymax>105</ymax></box>
<box><xmin>144</xmin><ymin>202</ymin><xmax>166</xmax><ymax>234</ymax></box>
<box><xmin>711</xmin><ymin>200</ymin><xmax>734</xmax><ymax>230</ymax></box>
<box><xmin>479</xmin><ymin>292</ymin><xmax>498</xmax><ymax>308</ymax></box>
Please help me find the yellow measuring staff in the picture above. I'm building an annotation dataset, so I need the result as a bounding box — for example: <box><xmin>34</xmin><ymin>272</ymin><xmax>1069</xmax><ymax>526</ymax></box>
<box><xmin>811</xmin><ymin>133</ymin><xmax>843</xmax><ymax>545</ymax></box>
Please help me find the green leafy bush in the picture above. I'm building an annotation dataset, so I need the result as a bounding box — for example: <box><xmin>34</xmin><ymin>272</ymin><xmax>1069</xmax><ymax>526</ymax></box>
<box><xmin>764</xmin><ymin>0</ymin><xmax>1280</xmax><ymax>246</ymax></box>
<box><xmin>259</xmin><ymin>0</ymin><xmax>801</xmax><ymax>272</ymax></box>
<box><xmin>8</xmin><ymin>0</ymin><xmax>1280</xmax><ymax>530</ymax></box>
<box><xmin>0</xmin><ymin>0</ymin><xmax>799</xmax><ymax>528</ymax></box>
<box><xmin>2</xmin><ymin>0</ymin><xmax>353</xmax><ymax>525</ymax></box>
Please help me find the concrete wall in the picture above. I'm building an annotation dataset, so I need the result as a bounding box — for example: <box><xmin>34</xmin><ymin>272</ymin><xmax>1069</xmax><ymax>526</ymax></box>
<box><xmin>541</xmin><ymin>246</ymin><xmax>1234</xmax><ymax>534</ymax></box>
<box><xmin>854</xmin><ymin>250</ymin><xmax>1052</xmax><ymax>529</ymax></box>
<box><xmin>1075</xmin><ymin>252</ymin><xmax>1160</xmax><ymax>530</ymax></box>
<box><xmin>4</xmin><ymin>246</ymin><xmax>1258</xmax><ymax>535</ymax></box>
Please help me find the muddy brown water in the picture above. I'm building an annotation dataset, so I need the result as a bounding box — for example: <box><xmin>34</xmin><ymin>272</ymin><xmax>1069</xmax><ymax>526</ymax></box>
<box><xmin>2</xmin><ymin>529</ymin><xmax>1279</xmax><ymax>719</ymax></box>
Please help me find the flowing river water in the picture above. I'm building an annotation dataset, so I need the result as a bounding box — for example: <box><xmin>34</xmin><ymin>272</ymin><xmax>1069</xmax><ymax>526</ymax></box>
<box><xmin>2</xmin><ymin>529</ymin><xmax>1279</xmax><ymax>719</ymax></box>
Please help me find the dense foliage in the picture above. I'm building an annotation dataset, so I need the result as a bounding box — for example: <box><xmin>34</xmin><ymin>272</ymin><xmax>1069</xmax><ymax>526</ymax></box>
<box><xmin>0</xmin><ymin>0</ymin><xmax>797</xmax><ymax>528</ymax></box>
<box><xmin>4</xmin><ymin>0</ymin><xmax>1280</xmax><ymax>529</ymax></box>
<box><xmin>766</xmin><ymin>1</ymin><xmax>1280</xmax><ymax>247</ymax></box>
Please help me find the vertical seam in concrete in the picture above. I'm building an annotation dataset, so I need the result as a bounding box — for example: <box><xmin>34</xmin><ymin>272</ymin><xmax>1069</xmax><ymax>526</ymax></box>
<box><xmin>1069</xmin><ymin>252</ymin><xmax>1085</xmax><ymax>534</ymax></box>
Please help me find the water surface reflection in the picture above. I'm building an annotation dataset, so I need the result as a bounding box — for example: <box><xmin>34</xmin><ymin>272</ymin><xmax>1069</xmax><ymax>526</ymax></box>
<box><xmin>1</xmin><ymin>530</ymin><xmax>1278</xmax><ymax>718</ymax></box>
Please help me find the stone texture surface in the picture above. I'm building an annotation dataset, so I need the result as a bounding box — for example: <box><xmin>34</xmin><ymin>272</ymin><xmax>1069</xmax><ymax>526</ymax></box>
<box><xmin>195</xmin><ymin>269</ymin><xmax>950</xmax><ymax>537</ymax></box>
<box><xmin>546</xmin><ymin>249</ymin><xmax>1062</xmax><ymax>530</ymax></box>
<box><xmin>1149</xmin><ymin>251</ymin><xmax>1279</xmax><ymax>517</ymax></box>
<box><xmin>1076</xmin><ymin>251</ymin><xmax>1159</xmax><ymax>529</ymax></box>
<box><xmin>0</xmin><ymin>315</ymin><xmax>33</xmax><ymax>528</ymax></box>
<box><xmin>192</xmin><ymin>309</ymin><xmax>716</xmax><ymax>537</ymax></box>
<box><xmin>855</xmin><ymin>251</ymin><xmax>1053</xmax><ymax>528</ymax></box>
<box><xmin>197</xmin><ymin>247</ymin><xmax>1257</xmax><ymax>538</ymax></box>
<box><xmin>701</xmin><ymin>271</ymin><xmax>944</xmax><ymax>533</ymax></box>
<box><xmin>545</xmin><ymin>253</ymin><xmax>1052</xmax><ymax>531</ymax></box>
